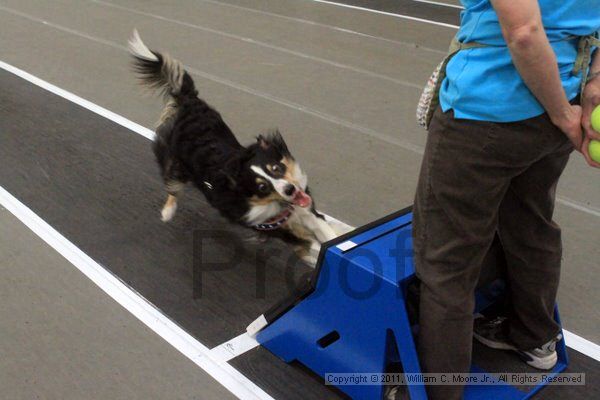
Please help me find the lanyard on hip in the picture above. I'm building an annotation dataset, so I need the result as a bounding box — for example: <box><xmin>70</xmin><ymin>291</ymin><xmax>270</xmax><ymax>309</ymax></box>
<box><xmin>573</xmin><ymin>33</ymin><xmax>600</xmax><ymax>96</ymax></box>
<box><xmin>417</xmin><ymin>32</ymin><xmax>600</xmax><ymax>129</ymax></box>
<box><xmin>429</xmin><ymin>37</ymin><xmax>488</xmax><ymax>120</ymax></box>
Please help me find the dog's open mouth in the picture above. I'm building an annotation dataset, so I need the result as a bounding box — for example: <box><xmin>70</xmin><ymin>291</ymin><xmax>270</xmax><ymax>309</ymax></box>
<box><xmin>292</xmin><ymin>190</ymin><xmax>312</xmax><ymax>208</ymax></box>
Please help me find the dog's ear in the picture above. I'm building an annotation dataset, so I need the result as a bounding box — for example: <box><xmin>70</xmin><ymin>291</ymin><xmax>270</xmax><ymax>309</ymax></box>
<box><xmin>267</xmin><ymin>129</ymin><xmax>290</xmax><ymax>157</ymax></box>
<box><xmin>257</xmin><ymin>135</ymin><xmax>270</xmax><ymax>150</ymax></box>
<box><xmin>257</xmin><ymin>130</ymin><xmax>290</xmax><ymax>156</ymax></box>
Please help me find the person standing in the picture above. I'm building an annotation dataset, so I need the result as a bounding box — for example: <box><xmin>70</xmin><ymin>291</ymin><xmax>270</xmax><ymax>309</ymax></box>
<box><xmin>412</xmin><ymin>1</ymin><xmax>600</xmax><ymax>399</ymax></box>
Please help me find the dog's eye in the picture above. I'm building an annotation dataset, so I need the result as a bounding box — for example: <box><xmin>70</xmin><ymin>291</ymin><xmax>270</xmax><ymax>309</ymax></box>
<box><xmin>271</xmin><ymin>164</ymin><xmax>284</xmax><ymax>176</ymax></box>
<box><xmin>257</xmin><ymin>183</ymin><xmax>269</xmax><ymax>193</ymax></box>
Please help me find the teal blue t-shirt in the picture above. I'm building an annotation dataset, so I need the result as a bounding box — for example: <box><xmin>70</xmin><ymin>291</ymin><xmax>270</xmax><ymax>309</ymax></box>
<box><xmin>440</xmin><ymin>0</ymin><xmax>600</xmax><ymax>122</ymax></box>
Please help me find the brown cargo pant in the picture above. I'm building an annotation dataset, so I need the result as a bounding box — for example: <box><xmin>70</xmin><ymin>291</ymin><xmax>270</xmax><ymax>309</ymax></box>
<box><xmin>412</xmin><ymin>107</ymin><xmax>574</xmax><ymax>400</ymax></box>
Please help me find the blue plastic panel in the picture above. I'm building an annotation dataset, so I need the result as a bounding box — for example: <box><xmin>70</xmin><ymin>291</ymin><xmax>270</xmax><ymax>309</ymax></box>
<box><xmin>257</xmin><ymin>210</ymin><xmax>568</xmax><ymax>400</ymax></box>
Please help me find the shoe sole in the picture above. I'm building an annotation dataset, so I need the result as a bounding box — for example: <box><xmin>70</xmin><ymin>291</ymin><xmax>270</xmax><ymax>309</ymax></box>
<box><xmin>474</xmin><ymin>333</ymin><xmax>558</xmax><ymax>370</ymax></box>
<box><xmin>516</xmin><ymin>350</ymin><xmax>558</xmax><ymax>370</ymax></box>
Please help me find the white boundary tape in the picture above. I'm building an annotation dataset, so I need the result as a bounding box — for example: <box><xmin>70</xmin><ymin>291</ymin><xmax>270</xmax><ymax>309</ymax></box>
<box><xmin>564</xmin><ymin>330</ymin><xmax>600</xmax><ymax>363</ymax></box>
<box><xmin>0</xmin><ymin>60</ymin><xmax>598</xmax><ymax>368</ymax></box>
<box><xmin>410</xmin><ymin>0</ymin><xmax>464</xmax><ymax>9</ymax></box>
<box><xmin>305</xmin><ymin>0</ymin><xmax>460</xmax><ymax>29</ymax></box>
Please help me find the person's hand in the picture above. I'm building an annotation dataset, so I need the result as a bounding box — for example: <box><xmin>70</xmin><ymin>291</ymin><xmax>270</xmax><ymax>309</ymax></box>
<box><xmin>551</xmin><ymin>104</ymin><xmax>584</xmax><ymax>151</ymax></box>
<box><xmin>581</xmin><ymin>76</ymin><xmax>600</xmax><ymax>168</ymax></box>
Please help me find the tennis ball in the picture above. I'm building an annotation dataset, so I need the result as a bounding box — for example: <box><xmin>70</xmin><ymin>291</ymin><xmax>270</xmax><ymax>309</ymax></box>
<box><xmin>589</xmin><ymin>140</ymin><xmax>600</xmax><ymax>163</ymax></box>
<box><xmin>592</xmin><ymin>105</ymin><xmax>600</xmax><ymax>133</ymax></box>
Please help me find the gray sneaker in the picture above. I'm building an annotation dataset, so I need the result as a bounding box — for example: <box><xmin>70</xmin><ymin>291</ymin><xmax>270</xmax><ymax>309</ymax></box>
<box><xmin>473</xmin><ymin>315</ymin><xmax>561</xmax><ymax>370</ymax></box>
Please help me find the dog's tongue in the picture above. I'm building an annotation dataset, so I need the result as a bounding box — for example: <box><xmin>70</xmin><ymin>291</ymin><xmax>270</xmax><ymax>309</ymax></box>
<box><xmin>292</xmin><ymin>190</ymin><xmax>312</xmax><ymax>207</ymax></box>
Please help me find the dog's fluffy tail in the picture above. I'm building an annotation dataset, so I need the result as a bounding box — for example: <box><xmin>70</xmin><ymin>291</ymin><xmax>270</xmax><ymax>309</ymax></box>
<box><xmin>128</xmin><ymin>29</ymin><xmax>197</xmax><ymax>100</ymax></box>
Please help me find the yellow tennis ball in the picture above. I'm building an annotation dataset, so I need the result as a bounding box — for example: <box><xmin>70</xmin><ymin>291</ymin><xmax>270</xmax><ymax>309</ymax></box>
<box><xmin>592</xmin><ymin>105</ymin><xmax>600</xmax><ymax>133</ymax></box>
<box><xmin>589</xmin><ymin>140</ymin><xmax>600</xmax><ymax>163</ymax></box>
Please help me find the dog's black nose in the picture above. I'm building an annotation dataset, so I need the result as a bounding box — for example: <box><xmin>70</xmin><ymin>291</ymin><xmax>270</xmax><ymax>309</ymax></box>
<box><xmin>284</xmin><ymin>184</ymin><xmax>296</xmax><ymax>196</ymax></box>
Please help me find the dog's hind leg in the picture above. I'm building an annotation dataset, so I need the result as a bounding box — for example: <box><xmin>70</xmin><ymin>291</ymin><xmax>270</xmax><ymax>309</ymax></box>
<box><xmin>161</xmin><ymin>180</ymin><xmax>185</xmax><ymax>222</ymax></box>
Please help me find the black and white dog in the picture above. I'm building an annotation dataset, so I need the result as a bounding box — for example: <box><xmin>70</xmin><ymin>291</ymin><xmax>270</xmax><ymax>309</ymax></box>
<box><xmin>129</xmin><ymin>30</ymin><xmax>347</xmax><ymax>264</ymax></box>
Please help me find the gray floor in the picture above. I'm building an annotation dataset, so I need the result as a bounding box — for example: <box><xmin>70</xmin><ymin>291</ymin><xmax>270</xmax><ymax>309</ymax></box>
<box><xmin>0</xmin><ymin>0</ymin><xmax>598</xmax><ymax>398</ymax></box>
<box><xmin>0</xmin><ymin>209</ymin><xmax>236</xmax><ymax>400</ymax></box>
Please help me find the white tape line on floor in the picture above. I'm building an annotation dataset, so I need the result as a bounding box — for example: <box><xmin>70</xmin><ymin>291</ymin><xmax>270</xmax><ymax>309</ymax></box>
<box><xmin>305</xmin><ymin>0</ymin><xmax>459</xmax><ymax>29</ymax></box>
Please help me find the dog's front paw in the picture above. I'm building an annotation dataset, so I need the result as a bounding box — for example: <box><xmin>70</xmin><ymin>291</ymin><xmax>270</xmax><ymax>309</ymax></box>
<box><xmin>327</xmin><ymin>219</ymin><xmax>354</xmax><ymax>236</ymax></box>
<box><xmin>301</xmin><ymin>254</ymin><xmax>318</xmax><ymax>267</ymax></box>
<box><xmin>161</xmin><ymin>203</ymin><xmax>177</xmax><ymax>222</ymax></box>
<box><xmin>300</xmin><ymin>241</ymin><xmax>320</xmax><ymax>267</ymax></box>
